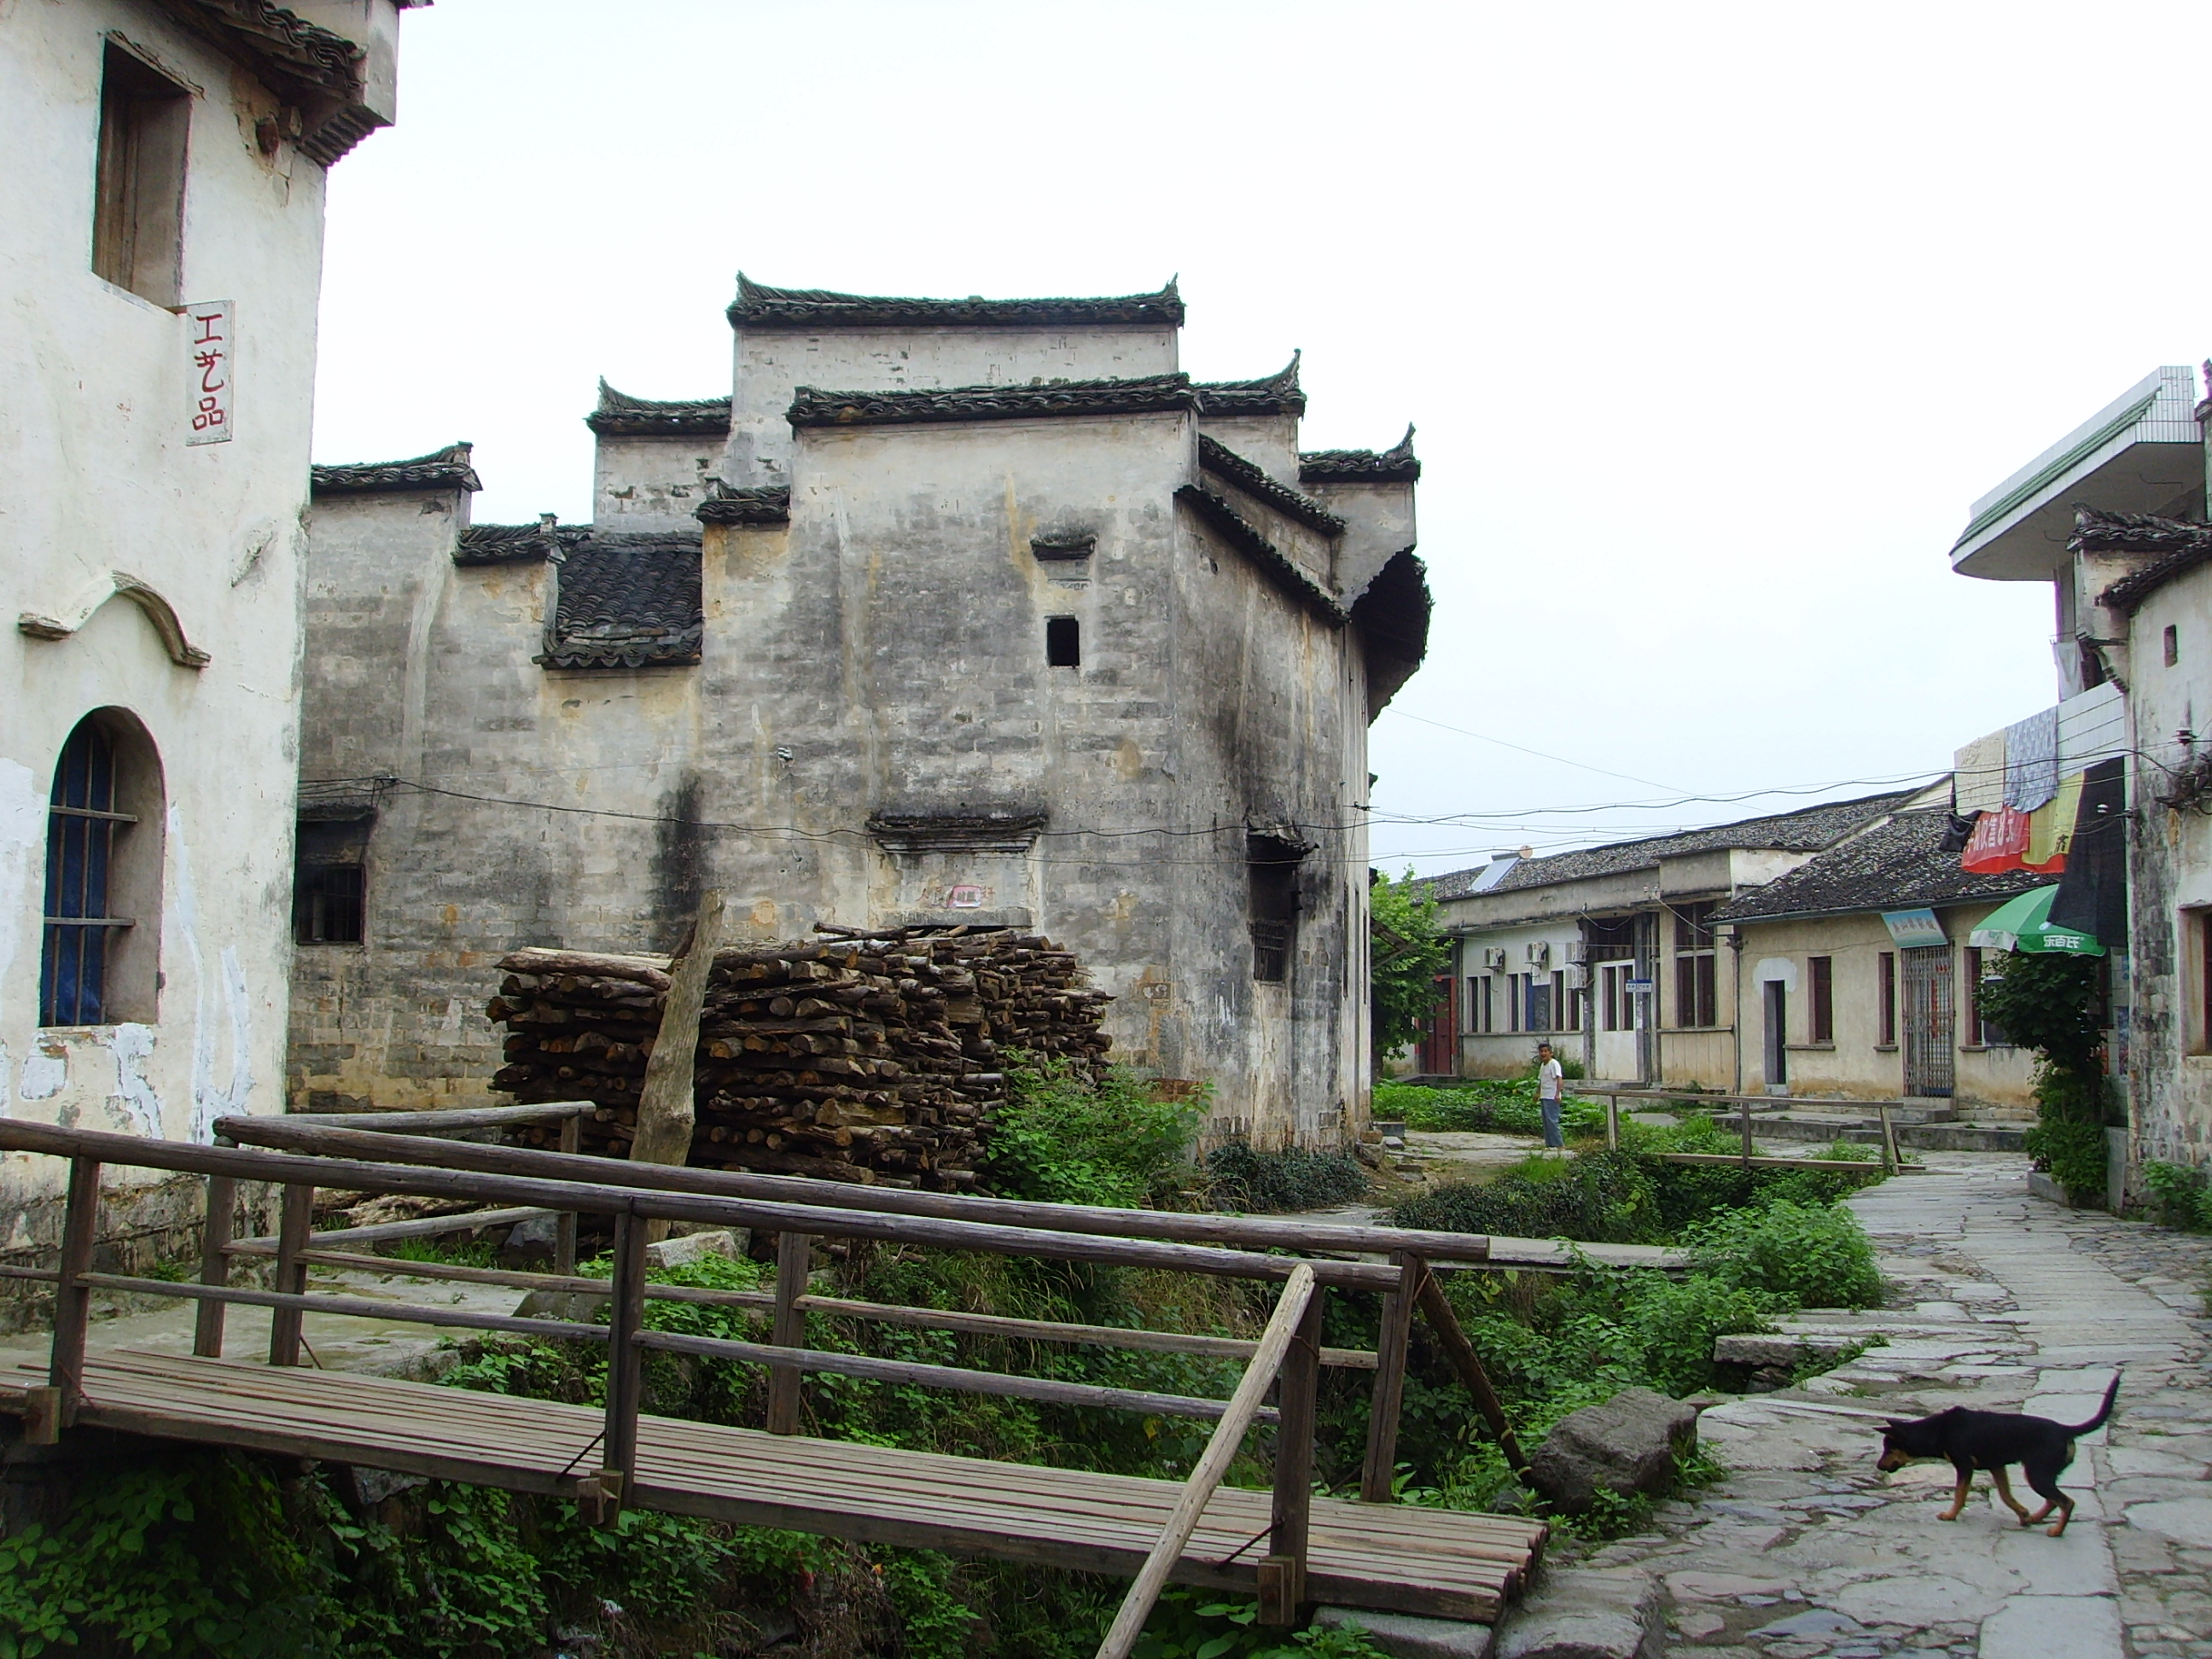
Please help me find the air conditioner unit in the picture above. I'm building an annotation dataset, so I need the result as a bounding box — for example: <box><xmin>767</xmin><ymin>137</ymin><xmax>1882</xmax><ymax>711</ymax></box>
<box><xmin>1563</xmin><ymin>941</ymin><xmax>1589</xmax><ymax>965</ymax></box>
<box><xmin>1480</xmin><ymin>946</ymin><xmax>1509</xmax><ymax>971</ymax></box>
<box><xmin>1563</xmin><ymin>963</ymin><xmax>1589</xmax><ymax>991</ymax></box>
<box><xmin>1525</xmin><ymin>941</ymin><xmax>1551</xmax><ymax>969</ymax></box>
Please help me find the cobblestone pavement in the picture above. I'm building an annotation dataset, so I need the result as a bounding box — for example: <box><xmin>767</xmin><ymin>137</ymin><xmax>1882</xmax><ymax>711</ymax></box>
<box><xmin>1565</xmin><ymin>1152</ymin><xmax>2212</xmax><ymax>1659</ymax></box>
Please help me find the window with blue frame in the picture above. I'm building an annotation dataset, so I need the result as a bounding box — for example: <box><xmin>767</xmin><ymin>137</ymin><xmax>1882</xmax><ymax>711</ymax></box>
<box><xmin>39</xmin><ymin>721</ymin><xmax>137</xmax><ymax>1025</ymax></box>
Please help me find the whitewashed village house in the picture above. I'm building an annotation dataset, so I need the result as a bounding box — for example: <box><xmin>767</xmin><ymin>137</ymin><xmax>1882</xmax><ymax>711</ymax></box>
<box><xmin>0</xmin><ymin>0</ymin><xmax>413</xmax><ymax>1301</ymax></box>
<box><xmin>292</xmin><ymin>278</ymin><xmax>1432</xmax><ymax>1155</ymax></box>
<box><xmin>1946</xmin><ymin>364</ymin><xmax>2212</xmax><ymax>1190</ymax></box>
<box><xmin>1417</xmin><ymin>794</ymin><xmax>1913</xmax><ymax>1088</ymax></box>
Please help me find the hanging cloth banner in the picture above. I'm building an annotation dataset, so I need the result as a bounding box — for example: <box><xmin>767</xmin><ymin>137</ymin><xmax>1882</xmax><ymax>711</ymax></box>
<box><xmin>2004</xmin><ymin>707</ymin><xmax>2059</xmax><ymax>812</ymax></box>
<box><xmin>2023</xmin><ymin>768</ymin><xmax>2087</xmax><ymax>869</ymax></box>
<box><xmin>1953</xmin><ymin>731</ymin><xmax>2008</xmax><ymax>816</ymax></box>
<box><xmin>1961</xmin><ymin>806</ymin><xmax>2030</xmax><ymax>872</ymax></box>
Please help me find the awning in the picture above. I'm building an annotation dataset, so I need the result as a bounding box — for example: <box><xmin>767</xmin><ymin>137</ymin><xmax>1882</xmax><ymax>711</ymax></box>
<box><xmin>1967</xmin><ymin>886</ymin><xmax>2104</xmax><ymax>957</ymax></box>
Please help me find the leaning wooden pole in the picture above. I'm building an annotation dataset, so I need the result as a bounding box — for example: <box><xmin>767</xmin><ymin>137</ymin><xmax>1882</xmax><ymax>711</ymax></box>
<box><xmin>630</xmin><ymin>889</ymin><xmax>726</xmax><ymax>1239</ymax></box>
<box><xmin>1094</xmin><ymin>1264</ymin><xmax>1318</xmax><ymax>1659</ymax></box>
<box><xmin>1412</xmin><ymin>1266</ymin><xmax>1530</xmax><ymax>1476</ymax></box>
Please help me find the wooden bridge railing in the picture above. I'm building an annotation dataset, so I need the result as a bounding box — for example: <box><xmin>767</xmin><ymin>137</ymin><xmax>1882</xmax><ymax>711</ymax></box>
<box><xmin>1569</xmin><ymin>1086</ymin><xmax>1913</xmax><ymax>1176</ymax></box>
<box><xmin>0</xmin><ymin>1110</ymin><xmax>1528</xmax><ymax>1641</ymax></box>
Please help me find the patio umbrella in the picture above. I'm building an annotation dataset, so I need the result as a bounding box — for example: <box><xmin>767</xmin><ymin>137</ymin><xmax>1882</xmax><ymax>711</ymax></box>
<box><xmin>1967</xmin><ymin>885</ymin><xmax>2104</xmax><ymax>956</ymax></box>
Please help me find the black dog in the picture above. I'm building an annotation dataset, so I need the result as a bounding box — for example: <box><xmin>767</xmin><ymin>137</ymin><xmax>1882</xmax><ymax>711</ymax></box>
<box><xmin>1874</xmin><ymin>1373</ymin><xmax>2119</xmax><ymax>1536</ymax></box>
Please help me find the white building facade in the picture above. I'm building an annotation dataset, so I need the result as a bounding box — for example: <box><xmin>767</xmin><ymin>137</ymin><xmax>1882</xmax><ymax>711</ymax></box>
<box><xmin>0</xmin><ymin>0</ymin><xmax>410</xmax><ymax>1296</ymax></box>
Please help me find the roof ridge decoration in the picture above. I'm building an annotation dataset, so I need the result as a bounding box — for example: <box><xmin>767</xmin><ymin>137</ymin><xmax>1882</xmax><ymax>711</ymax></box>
<box><xmin>731</xmin><ymin>274</ymin><xmax>1185</xmax><ymax>332</ymax></box>
<box><xmin>538</xmin><ymin>530</ymin><xmax>704</xmax><ymax>671</ymax></box>
<box><xmin>1173</xmin><ymin>485</ymin><xmax>1346</xmax><ymax>625</ymax></box>
<box><xmin>1300</xmin><ymin>425</ymin><xmax>1420</xmax><ymax>485</ymax></box>
<box><xmin>2080</xmin><ymin>506</ymin><xmax>2212</xmax><ymax>614</ymax></box>
<box><xmin>789</xmin><ymin>373</ymin><xmax>1196</xmax><ymax>430</ymax></box>
<box><xmin>1196</xmin><ymin>434</ymin><xmax>1345</xmax><ymax>538</ymax></box>
<box><xmin>311</xmin><ymin>443</ymin><xmax>481</xmax><ymax>496</ymax></box>
<box><xmin>695</xmin><ymin>481</ymin><xmax>793</xmax><ymax>526</ymax></box>
<box><xmin>1193</xmin><ymin>353</ymin><xmax>1307</xmax><ymax>418</ymax></box>
<box><xmin>585</xmin><ymin>379</ymin><xmax>733</xmax><ymax>438</ymax></box>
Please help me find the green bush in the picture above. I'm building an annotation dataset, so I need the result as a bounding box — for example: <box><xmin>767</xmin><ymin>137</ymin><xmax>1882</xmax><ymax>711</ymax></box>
<box><xmin>985</xmin><ymin>1060</ymin><xmax>1206</xmax><ymax>1208</ymax></box>
<box><xmin>1389</xmin><ymin>1151</ymin><xmax>1660</xmax><ymax>1243</ymax></box>
<box><xmin>1374</xmin><ymin>1078</ymin><xmax>1604</xmax><ymax>1138</ymax></box>
<box><xmin>2025</xmin><ymin>1104</ymin><xmax>2110</xmax><ymax>1200</ymax></box>
<box><xmin>1205</xmin><ymin>1142</ymin><xmax>1371</xmax><ymax>1213</ymax></box>
<box><xmin>1136</xmin><ymin>1588</ymin><xmax>1390</xmax><ymax>1659</ymax></box>
<box><xmin>2141</xmin><ymin>1160</ymin><xmax>2212</xmax><ymax>1231</ymax></box>
<box><xmin>1683</xmin><ymin>1199</ymin><xmax>1884</xmax><ymax>1307</ymax></box>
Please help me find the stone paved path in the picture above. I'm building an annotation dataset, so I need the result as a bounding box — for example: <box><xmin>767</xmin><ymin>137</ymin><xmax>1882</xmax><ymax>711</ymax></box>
<box><xmin>1569</xmin><ymin>1151</ymin><xmax>2212</xmax><ymax>1659</ymax></box>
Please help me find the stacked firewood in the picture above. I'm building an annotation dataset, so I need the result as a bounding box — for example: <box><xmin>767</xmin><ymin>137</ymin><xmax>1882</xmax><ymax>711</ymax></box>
<box><xmin>484</xmin><ymin>928</ymin><xmax>1113</xmax><ymax>1189</ymax></box>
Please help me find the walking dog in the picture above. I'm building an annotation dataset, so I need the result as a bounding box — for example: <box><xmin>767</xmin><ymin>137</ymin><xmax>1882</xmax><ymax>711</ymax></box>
<box><xmin>1873</xmin><ymin>1373</ymin><xmax>2119</xmax><ymax>1537</ymax></box>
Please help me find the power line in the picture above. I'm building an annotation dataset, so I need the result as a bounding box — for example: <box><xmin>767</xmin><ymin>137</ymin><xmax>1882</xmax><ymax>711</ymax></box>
<box><xmin>1380</xmin><ymin>709</ymin><xmax>1686</xmax><ymax>792</ymax></box>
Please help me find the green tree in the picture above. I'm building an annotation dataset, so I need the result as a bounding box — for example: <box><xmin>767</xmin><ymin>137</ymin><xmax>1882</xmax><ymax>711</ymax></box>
<box><xmin>1976</xmin><ymin>952</ymin><xmax>2111</xmax><ymax>1199</ymax></box>
<box><xmin>1370</xmin><ymin>868</ymin><xmax>1451</xmax><ymax>1068</ymax></box>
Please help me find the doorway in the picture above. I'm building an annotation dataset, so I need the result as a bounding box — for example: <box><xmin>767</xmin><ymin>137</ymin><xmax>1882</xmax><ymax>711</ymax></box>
<box><xmin>1417</xmin><ymin>973</ymin><xmax>1458</xmax><ymax>1074</ymax></box>
<box><xmin>1762</xmin><ymin>980</ymin><xmax>1788</xmax><ymax>1091</ymax></box>
<box><xmin>1595</xmin><ymin>959</ymin><xmax>1640</xmax><ymax>1080</ymax></box>
<box><xmin>1901</xmin><ymin>946</ymin><xmax>1956</xmax><ymax>1097</ymax></box>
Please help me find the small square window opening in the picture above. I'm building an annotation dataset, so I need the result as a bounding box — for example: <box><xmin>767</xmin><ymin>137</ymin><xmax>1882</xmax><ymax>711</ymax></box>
<box><xmin>1045</xmin><ymin>615</ymin><xmax>1080</xmax><ymax>667</ymax></box>
<box><xmin>2165</xmin><ymin>624</ymin><xmax>2180</xmax><ymax>667</ymax></box>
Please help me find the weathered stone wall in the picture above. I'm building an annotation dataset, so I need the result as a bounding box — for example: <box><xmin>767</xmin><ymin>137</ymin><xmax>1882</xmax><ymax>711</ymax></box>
<box><xmin>2</xmin><ymin>2</ymin><xmax>399</xmax><ymax>1252</ymax></box>
<box><xmin>295</xmin><ymin>405</ymin><xmax>1393</xmax><ymax>1143</ymax></box>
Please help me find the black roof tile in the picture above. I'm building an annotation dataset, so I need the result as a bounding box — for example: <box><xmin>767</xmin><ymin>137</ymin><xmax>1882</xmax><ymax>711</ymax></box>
<box><xmin>585</xmin><ymin>380</ymin><xmax>731</xmax><ymax>438</ymax></box>
<box><xmin>789</xmin><ymin>373</ymin><xmax>1196</xmax><ymax>429</ymax></box>
<box><xmin>1174</xmin><ymin>486</ymin><xmax>1345</xmax><ymax>624</ymax></box>
<box><xmin>456</xmin><ymin>522</ymin><xmax>566</xmax><ymax>566</ymax></box>
<box><xmin>1711</xmin><ymin>808</ymin><xmax>2050</xmax><ymax>923</ymax></box>
<box><xmin>1301</xmin><ymin>426</ymin><xmax>1420</xmax><ymax>485</ymax></box>
<box><xmin>2081</xmin><ymin>507</ymin><xmax>2212</xmax><ymax>614</ymax></box>
<box><xmin>1197</xmin><ymin>435</ymin><xmax>1345</xmax><ymax>537</ymax></box>
<box><xmin>695</xmin><ymin>483</ymin><xmax>791</xmax><ymax>526</ymax></box>
<box><xmin>539</xmin><ymin>532</ymin><xmax>703</xmax><ymax>670</ymax></box>
<box><xmin>731</xmin><ymin>274</ymin><xmax>1185</xmax><ymax>331</ymax></box>
<box><xmin>1194</xmin><ymin>356</ymin><xmax>1307</xmax><ymax>418</ymax></box>
<box><xmin>1424</xmin><ymin>791</ymin><xmax>1918</xmax><ymax>903</ymax></box>
<box><xmin>311</xmin><ymin>443</ymin><xmax>480</xmax><ymax>496</ymax></box>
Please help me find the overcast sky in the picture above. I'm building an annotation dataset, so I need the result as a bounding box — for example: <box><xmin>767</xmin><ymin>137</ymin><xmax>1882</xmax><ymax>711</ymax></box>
<box><xmin>312</xmin><ymin>1</ymin><xmax>2212</xmax><ymax>878</ymax></box>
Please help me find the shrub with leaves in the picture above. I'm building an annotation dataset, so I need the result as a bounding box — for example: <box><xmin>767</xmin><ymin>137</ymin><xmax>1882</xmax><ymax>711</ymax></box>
<box><xmin>1370</xmin><ymin>869</ymin><xmax>1452</xmax><ymax>1064</ymax></box>
<box><xmin>1979</xmin><ymin>952</ymin><xmax>2113</xmax><ymax>1200</ymax></box>
<box><xmin>1373</xmin><ymin>1078</ymin><xmax>1604</xmax><ymax>1138</ymax></box>
<box><xmin>985</xmin><ymin>1060</ymin><xmax>1206</xmax><ymax>1208</ymax></box>
<box><xmin>1683</xmin><ymin>1198</ymin><xmax>1884</xmax><ymax>1308</ymax></box>
<box><xmin>2142</xmin><ymin>1159</ymin><xmax>2212</xmax><ymax>1231</ymax></box>
<box><xmin>1390</xmin><ymin>1150</ymin><xmax>1661</xmax><ymax>1243</ymax></box>
<box><xmin>1205</xmin><ymin>1142</ymin><xmax>1370</xmax><ymax>1213</ymax></box>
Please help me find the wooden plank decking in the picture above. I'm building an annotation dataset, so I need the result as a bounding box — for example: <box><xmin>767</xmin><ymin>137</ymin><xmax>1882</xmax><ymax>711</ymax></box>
<box><xmin>1</xmin><ymin>1352</ymin><xmax>1545</xmax><ymax>1623</ymax></box>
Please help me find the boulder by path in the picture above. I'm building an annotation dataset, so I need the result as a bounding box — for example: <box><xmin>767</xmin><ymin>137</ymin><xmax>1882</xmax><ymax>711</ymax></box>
<box><xmin>1528</xmin><ymin>1388</ymin><xmax>1700</xmax><ymax>1516</ymax></box>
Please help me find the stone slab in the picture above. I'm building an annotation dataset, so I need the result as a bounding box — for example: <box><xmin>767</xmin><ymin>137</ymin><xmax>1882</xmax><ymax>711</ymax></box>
<box><xmin>1976</xmin><ymin>1593</ymin><xmax>2122</xmax><ymax>1659</ymax></box>
<box><xmin>1493</xmin><ymin>1568</ymin><xmax>1661</xmax><ymax>1659</ymax></box>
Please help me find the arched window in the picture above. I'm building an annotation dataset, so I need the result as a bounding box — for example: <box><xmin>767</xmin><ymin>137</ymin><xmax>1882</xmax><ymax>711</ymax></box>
<box><xmin>39</xmin><ymin>712</ymin><xmax>164</xmax><ymax>1026</ymax></box>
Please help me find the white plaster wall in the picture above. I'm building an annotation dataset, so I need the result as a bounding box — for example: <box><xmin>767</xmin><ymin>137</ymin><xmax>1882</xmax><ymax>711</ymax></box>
<box><xmin>0</xmin><ymin>2</ymin><xmax>365</xmax><ymax>1224</ymax></box>
<box><xmin>1194</xmin><ymin>416</ymin><xmax>1300</xmax><ymax>487</ymax></box>
<box><xmin>594</xmin><ymin>434</ymin><xmax>725</xmax><ymax>529</ymax></box>
<box><xmin>726</xmin><ymin>324</ymin><xmax>1179</xmax><ymax>485</ymax></box>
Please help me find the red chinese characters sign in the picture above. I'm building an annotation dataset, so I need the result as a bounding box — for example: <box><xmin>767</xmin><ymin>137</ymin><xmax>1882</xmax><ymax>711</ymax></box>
<box><xmin>183</xmin><ymin>300</ymin><xmax>233</xmax><ymax>445</ymax></box>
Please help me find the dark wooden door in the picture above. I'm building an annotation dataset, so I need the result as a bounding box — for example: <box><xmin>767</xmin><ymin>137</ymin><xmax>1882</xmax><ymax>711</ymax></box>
<box><xmin>1902</xmin><ymin>946</ymin><xmax>1955</xmax><ymax>1097</ymax></box>
<box><xmin>1417</xmin><ymin>974</ymin><xmax>1458</xmax><ymax>1074</ymax></box>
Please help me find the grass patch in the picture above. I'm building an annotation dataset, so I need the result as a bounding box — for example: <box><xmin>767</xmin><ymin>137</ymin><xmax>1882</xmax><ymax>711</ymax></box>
<box><xmin>1204</xmin><ymin>1143</ymin><xmax>1371</xmax><ymax>1213</ymax></box>
<box><xmin>1374</xmin><ymin>1078</ymin><xmax>1604</xmax><ymax>1139</ymax></box>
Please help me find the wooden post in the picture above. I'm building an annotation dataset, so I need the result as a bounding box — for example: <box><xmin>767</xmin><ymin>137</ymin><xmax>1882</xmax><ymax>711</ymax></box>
<box><xmin>194</xmin><ymin>1144</ymin><xmax>236</xmax><ymax>1359</ymax></box>
<box><xmin>1876</xmin><ymin>1103</ymin><xmax>1900</xmax><ymax>1176</ymax></box>
<box><xmin>33</xmin><ymin>1158</ymin><xmax>102</xmax><ymax>1442</ymax></box>
<box><xmin>1095</xmin><ymin>1266</ymin><xmax>1316</xmax><ymax>1659</ymax></box>
<box><xmin>1359</xmin><ymin>1251</ymin><xmax>1421</xmax><ymax>1503</ymax></box>
<box><xmin>1412</xmin><ymin>1266</ymin><xmax>1530</xmax><ymax>1476</ymax></box>
<box><xmin>555</xmin><ymin>1113</ymin><xmax>580</xmax><ymax>1274</ymax></box>
<box><xmin>1739</xmin><ymin>1098</ymin><xmax>1755</xmax><ymax>1171</ymax></box>
<box><xmin>631</xmin><ymin>889</ymin><xmax>727</xmax><ymax>1243</ymax></box>
<box><xmin>766</xmin><ymin>1231</ymin><xmax>811</xmax><ymax>1435</ymax></box>
<box><xmin>600</xmin><ymin>1208</ymin><xmax>648</xmax><ymax>1510</ymax></box>
<box><xmin>266</xmin><ymin>1182</ymin><xmax>315</xmax><ymax>1366</ymax></box>
<box><xmin>1262</xmin><ymin>1288</ymin><xmax>1324</xmax><ymax>1625</ymax></box>
<box><xmin>1606</xmin><ymin>1093</ymin><xmax>1620</xmax><ymax>1151</ymax></box>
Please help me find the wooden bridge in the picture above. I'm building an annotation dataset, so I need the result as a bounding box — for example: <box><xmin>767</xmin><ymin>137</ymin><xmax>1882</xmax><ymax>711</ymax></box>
<box><xmin>0</xmin><ymin>1109</ymin><xmax>1548</xmax><ymax>1655</ymax></box>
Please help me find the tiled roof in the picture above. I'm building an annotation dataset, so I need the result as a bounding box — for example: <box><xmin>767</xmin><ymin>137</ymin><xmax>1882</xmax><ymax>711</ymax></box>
<box><xmin>2082</xmin><ymin>507</ymin><xmax>2212</xmax><ymax>613</ymax></box>
<box><xmin>1423</xmin><ymin>790</ymin><xmax>1919</xmax><ymax>903</ymax></box>
<box><xmin>731</xmin><ymin>274</ymin><xmax>1185</xmax><ymax>331</ymax></box>
<box><xmin>456</xmin><ymin>523</ymin><xmax>567</xmax><ymax>566</ymax></box>
<box><xmin>1711</xmin><ymin>808</ymin><xmax>2051</xmax><ymax>923</ymax></box>
<box><xmin>1197</xmin><ymin>435</ymin><xmax>1345</xmax><ymax>537</ymax></box>
<box><xmin>156</xmin><ymin>2</ymin><xmax>388</xmax><ymax>164</ymax></box>
<box><xmin>1194</xmin><ymin>356</ymin><xmax>1307</xmax><ymax>418</ymax></box>
<box><xmin>585</xmin><ymin>380</ymin><xmax>732</xmax><ymax>438</ymax></box>
<box><xmin>311</xmin><ymin>443</ymin><xmax>480</xmax><ymax>496</ymax></box>
<box><xmin>694</xmin><ymin>483</ymin><xmax>791</xmax><ymax>526</ymax></box>
<box><xmin>789</xmin><ymin>373</ymin><xmax>1195</xmax><ymax>429</ymax></box>
<box><xmin>1301</xmin><ymin>426</ymin><xmax>1420</xmax><ymax>485</ymax></box>
<box><xmin>538</xmin><ymin>533</ymin><xmax>703</xmax><ymax>670</ymax></box>
<box><xmin>1174</xmin><ymin>486</ymin><xmax>1346</xmax><ymax>624</ymax></box>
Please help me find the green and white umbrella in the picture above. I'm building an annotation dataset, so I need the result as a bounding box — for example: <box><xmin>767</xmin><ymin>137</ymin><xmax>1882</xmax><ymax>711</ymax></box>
<box><xmin>1966</xmin><ymin>885</ymin><xmax>2103</xmax><ymax>957</ymax></box>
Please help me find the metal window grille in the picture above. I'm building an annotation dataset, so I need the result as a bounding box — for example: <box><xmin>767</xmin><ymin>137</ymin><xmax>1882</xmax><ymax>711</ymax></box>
<box><xmin>294</xmin><ymin>864</ymin><xmax>365</xmax><ymax>945</ymax></box>
<box><xmin>1809</xmin><ymin>956</ymin><xmax>1834</xmax><ymax>1043</ymax></box>
<box><xmin>40</xmin><ymin>724</ymin><xmax>137</xmax><ymax>1025</ymax></box>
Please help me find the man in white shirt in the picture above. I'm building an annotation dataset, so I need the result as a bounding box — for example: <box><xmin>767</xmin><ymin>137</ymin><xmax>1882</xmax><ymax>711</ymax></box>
<box><xmin>1536</xmin><ymin>1042</ymin><xmax>1564</xmax><ymax>1150</ymax></box>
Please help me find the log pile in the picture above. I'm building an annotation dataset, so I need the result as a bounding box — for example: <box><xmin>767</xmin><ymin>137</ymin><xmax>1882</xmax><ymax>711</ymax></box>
<box><xmin>485</xmin><ymin>928</ymin><xmax>1114</xmax><ymax>1189</ymax></box>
